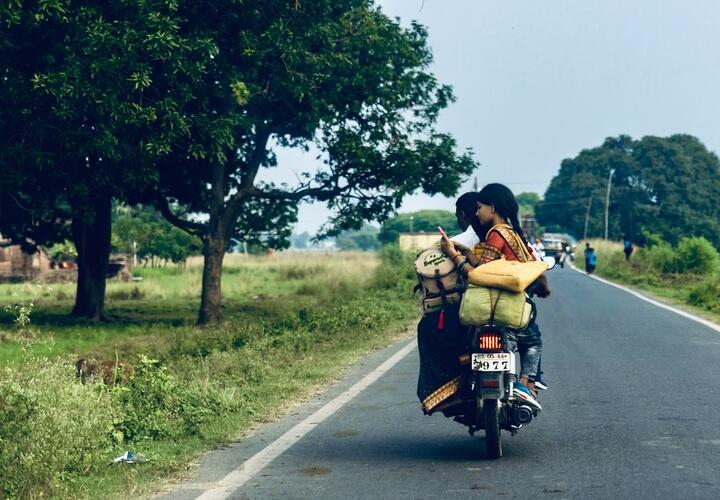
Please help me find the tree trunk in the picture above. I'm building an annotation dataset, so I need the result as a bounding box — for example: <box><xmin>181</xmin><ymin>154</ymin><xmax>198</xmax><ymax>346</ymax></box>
<box><xmin>71</xmin><ymin>196</ymin><xmax>112</xmax><ymax>320</ymax></box>
<box><xmin>198</xmin><ymin>231</ymin><xmax>226</xmax><ymax>325</ymax></box>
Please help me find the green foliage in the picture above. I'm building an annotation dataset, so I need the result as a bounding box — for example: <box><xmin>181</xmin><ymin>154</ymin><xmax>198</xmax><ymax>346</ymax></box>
<box><xmin>46</xmin><ymin>240</ymin><xmax>78</xmax><ymax>262</ymax></box>
<box><xmin>336</xmin><ymin>224</ymin><xmax>380</xmax><ymax>251</ymax></box>
<box><xmin>371</xmin><ymin>244</ymin><xmax>416</xmax><ymax>291</ymax></box>
<box><xmin>516</xmin><ymin>192</ymin><xmax>541</xmax><ymax>216</ymax></box>
<box><xmin>687</xmin><ymin>276</ymin><xmax>720</xmax><ymax>313</ymax></box>
<box><xmin>641</xmin><ymin>231</ymin><xmax>666</xmax><ymax>248</ymax></box>
<box><xmin>0</xmin><ymin>253</ymin><xmax>419</xmax><ymax>497</ymax></box>
<box><xmin>378</xmin><ymin>210</ymin><xmax>458</xmax><ymax>244</ymax></box>
<box><xmin>538</xmin><ymin>134</ymin><xmax>720</xmax><ymax>245</ymax></box>
<box><xmin>0</xmin><ymin>0</ymin><xmax>213</xmax><ymax>243</ymax></box>
<box><xmin>0</xmin><ymin>361</ymin><xmax>117</xmax><ymax>499</ymax></box>
<box><xmin>111</xmin><ymin>356</ymin><xmax>228</xmax><ymax>442</ymax></box>
<box><xmin>676</xmin><ymin>237</ymin><xmax>719</xmax><ymax>274</ymax></box>
<box><xmin>112</xmin><ymin>204</ymin><xmax>202</xmax><ymax>264</ymax></box>
<box><xmin>2</xmin><ymin>0</ymin><xmax>477</xmax><ymax>324</ymax></box>
<box><xmin>585</xmin><ymin>237</ymin><xmax>720</xmax><ymax>318</ymax></box>
<box><xmin>643</xmin><ymin>243</ymin><xmax>678</xmax><ymax>274</ymax></box>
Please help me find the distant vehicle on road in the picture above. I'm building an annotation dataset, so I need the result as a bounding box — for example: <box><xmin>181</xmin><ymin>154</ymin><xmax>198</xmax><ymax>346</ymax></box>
<box><xmin>541</xmin><ymin>233</ymin><xmax>575</xmax><ymax>268</ymax></box>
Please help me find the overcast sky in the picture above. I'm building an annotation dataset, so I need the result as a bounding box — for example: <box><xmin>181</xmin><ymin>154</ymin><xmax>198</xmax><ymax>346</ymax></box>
<box><xmin>262</xmin><ymin>0</ymin><xmax>720</xmax><ymax>234</ymax></box>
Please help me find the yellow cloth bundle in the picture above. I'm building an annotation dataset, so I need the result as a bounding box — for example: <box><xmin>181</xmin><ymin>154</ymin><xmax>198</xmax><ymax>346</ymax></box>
<box><xmin>467</xmin><ymin>258</ymin><xmax>548</xmax><ymax>293</ymax></box>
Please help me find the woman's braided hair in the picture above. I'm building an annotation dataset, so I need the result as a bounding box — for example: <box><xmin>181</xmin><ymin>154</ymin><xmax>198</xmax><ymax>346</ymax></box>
<box><xmin>476</xmin><ymin>183</ymin><xmax>530</xmax><ymax>247</ymax></box>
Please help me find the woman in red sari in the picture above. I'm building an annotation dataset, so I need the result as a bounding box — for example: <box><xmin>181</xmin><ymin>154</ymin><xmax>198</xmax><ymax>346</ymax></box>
<box><xmin>441</xmin><ymin>183</ymin><xmax>550</xmax><ymax>399</ymax></box>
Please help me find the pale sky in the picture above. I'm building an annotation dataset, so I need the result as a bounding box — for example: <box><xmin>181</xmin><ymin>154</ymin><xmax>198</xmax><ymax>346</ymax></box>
<box><xmin>262</xmin><ymin>0</ymin><xmax>720</xmax><ymax>234</ymax></box>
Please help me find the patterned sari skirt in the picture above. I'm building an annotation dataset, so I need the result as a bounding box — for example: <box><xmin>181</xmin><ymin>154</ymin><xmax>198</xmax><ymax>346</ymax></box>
<box><xmin>416</xmin><ymin>304</ymin><xmax>470</xmax><ymax>414</ymax></box>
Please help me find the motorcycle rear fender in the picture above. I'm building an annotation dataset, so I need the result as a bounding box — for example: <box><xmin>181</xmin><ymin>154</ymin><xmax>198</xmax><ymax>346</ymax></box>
<box><xmin>474</xmin><ymin>371</ymin><xmax>507</xmax><ymax>400</ymax></box>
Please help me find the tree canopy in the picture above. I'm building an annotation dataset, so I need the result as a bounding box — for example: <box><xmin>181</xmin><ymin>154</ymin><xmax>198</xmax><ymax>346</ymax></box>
<box><xmin>1</xmin><ymin>1</ymin><xmax>477</xmax><ymax>324</ymax></box>
<box><xmin>537</xmin><ymin>134</ymin><xmax>720</xmax><ymax>245</ymax></box>
<box><xmin>0</xmin><ymin>0</ymin><xmax>213</xmax><ymax>318</ymax></box>
<box><xmin>148</xmin><ymin>0</ymin><xmax>477</xmax><ymax>323</ymax></box>
<box><xmin>515</xmin><ymin>192</ymin><xmax>541</xmax><ymax>217</ymax></box>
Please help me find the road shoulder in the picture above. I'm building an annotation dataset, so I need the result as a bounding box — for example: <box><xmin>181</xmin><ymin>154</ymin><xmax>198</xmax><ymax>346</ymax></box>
<box><xmin>155</xmin><ymin>332</ymin><xmax>417</xmax><ymax>499</ymax></box>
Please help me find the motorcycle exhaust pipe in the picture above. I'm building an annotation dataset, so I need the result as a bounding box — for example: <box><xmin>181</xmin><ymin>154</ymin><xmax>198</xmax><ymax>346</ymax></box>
<box><xmin>512</xmin><ymin>405</ymin><xmax>534</xmax><ymax>426</ymax></box>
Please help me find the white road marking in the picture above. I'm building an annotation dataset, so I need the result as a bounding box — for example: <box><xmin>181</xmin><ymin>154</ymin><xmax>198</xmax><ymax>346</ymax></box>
<box><xmin>196</xmin><ymin>339</ymin><xmax>417</xmax><ymax>500</ymax></box>
<box><xmin>568</xmin><ymin>261</ymin><xmax>720</xmax><ymax>333</ymax></box>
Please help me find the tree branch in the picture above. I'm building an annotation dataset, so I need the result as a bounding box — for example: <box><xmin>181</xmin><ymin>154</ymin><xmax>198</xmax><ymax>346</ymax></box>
<box><xmin>223</xmin><ymin>128</ymin><xmax>272</xmax><ymax>228</ymax></box>
<box><xmin>155</xmin><ymin>195</ymin><xmax>205</xmax><ymax>237</ymax></box>
<box><xmin>240</xmin><ymin>128</ymin><xmax>272</xmax><ymax>192</ymax></box>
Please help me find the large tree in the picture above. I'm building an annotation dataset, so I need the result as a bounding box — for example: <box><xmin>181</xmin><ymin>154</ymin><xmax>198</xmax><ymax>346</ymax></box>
<box><xmin>0</xmin><ymin>1</ymin><xmax>212</xmax><ymax>319</ymax></box>
<box><xmin>1</xmin><ymin>1</ymin><xmax>476</xmax><ymax>324</ymax></box>
<box><xmin>152</xmin><ymin>1</ymin><xmax>477</xmax><ymax>324</ymax></box>
<box><xmin>537</xmin><ymin>134</ymin><xmax>720</xmax><ymax>245</ymax></box>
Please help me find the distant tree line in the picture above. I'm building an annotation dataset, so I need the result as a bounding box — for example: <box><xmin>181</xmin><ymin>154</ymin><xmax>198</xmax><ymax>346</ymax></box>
<box><xmin>536</xmin><ymin>134</ymin><xmax>720</xmax><ymax>246</ymax></box>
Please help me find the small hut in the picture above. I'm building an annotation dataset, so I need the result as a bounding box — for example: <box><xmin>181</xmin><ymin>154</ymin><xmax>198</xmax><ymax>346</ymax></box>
<box><xmin>0</xmin><ymin>244</ymin><xmax>51</xmax><ymax>282</ymax></box>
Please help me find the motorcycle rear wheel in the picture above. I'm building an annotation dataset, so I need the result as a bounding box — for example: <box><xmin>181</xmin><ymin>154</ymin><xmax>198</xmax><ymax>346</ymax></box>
<box><xmin>483</xmin><ymin>399</ymin><xmax>502</xmax><ymax>459</ymax></box>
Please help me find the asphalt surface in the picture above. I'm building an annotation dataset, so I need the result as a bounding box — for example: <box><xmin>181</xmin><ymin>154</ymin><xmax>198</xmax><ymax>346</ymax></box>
<box><xmin>163</xmin><ymin>266</ymin><xmax>720</xmax><ymax>499</ymax></box>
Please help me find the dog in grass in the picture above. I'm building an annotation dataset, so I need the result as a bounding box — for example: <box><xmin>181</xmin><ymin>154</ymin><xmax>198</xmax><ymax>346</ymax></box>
<box><xmin>75</xmin><ymin>358</ymin><xmax>135</xmax><ymax>385</ymax></box>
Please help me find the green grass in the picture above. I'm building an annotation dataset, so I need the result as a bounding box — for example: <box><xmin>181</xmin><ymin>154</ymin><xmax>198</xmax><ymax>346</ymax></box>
<box><xmin>578</xmin><ymin>238</ymin><xmax>720</xmax><ymax>324</ymax></box>
<box><xmin>0</xmin><ymin>249</ymin><xmax>419</xmax><ymax>499</ymax></box>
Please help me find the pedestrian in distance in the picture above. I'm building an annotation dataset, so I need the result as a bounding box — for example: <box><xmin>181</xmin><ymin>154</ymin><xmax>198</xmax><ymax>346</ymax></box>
<box><xmin>622</xmin><ymin>234</ymin><xmax>634</xmax><ymax>261</ymax></box>
<box><xmin>585</xmin><ymin>245</ymin><xmax>597</xmax><ymax>274</ymax></box>
<box><xmin>532</xmin><ymin>238</ymin><xmax>545</xmax><ymax>258</ymax></box>
<box><xmin>584</xmin><ymin>242</ymin><xmax>591</xmax><ymax>269</ymax></box>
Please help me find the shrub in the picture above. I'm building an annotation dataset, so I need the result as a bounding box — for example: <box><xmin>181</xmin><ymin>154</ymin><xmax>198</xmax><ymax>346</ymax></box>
<box><xmin>641</xmin><ymin>230</ymin><xmax>666</xmax><ymax>248</ymax></box>
<box><xmin>168</xmin><ymin>327</ymin><xmax>248</xmax><ymax>358</ymax></box>
<box><xmin>676</xmin><ymin>237</ymin><xmax>720</xmax><ymax>274</ymax></box>
<box><xmin>372</xmin><ymin>244</ymin><xmax>416</xmax><ymax>290</ymax></box>
<box><xmin>0</xmin><ymin>361</ymin><xmax>116</xmax><ymax>499</ymax></box>
<box><xmin>110</xmin><ymin>355</ymin><xmax>228</xmax><ymax>442</ymax></box>
<box><xmin>643</xmin><ymin>242</ymin><xmax>678</xmax><ymax>274</ymax></box>
<box><xmin>687</xmin><ymin>276</ymin><xmax>720</xmax><ymax>312</ymax></box>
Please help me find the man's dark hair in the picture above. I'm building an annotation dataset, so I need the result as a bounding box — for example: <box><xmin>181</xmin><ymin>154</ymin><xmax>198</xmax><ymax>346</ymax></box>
<box><xmin>455</xmin><ymin>192</ymin><xmax>479</xmax><ymax>216</ymax></box>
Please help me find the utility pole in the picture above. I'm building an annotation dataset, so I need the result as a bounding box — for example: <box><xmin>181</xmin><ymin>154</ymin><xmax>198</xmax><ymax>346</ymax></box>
<box><xmin>604</xmin><ymin>169</ymin><xmax>616</xmax><ymax>240</ymax></box>
<box><xmin>473</xmin><ymin>176</ymin><xmax>478</xmax><ymax>191</ymax></box>
<box><xmin>583</xmin><ymin>195</ymin><xmax>592</xmax><ymax>240</ymax></box>
<box><xmin>410</xmin><ymin>215</ymin><xmax>414</xmax><ymax>233</ymax></box>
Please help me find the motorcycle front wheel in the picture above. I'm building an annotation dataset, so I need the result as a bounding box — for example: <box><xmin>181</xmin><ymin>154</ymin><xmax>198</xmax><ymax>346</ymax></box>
<box><xmin>483</xmin><ymin>398</ymin><xmax>502</xmax><ymax>459</ymax></box>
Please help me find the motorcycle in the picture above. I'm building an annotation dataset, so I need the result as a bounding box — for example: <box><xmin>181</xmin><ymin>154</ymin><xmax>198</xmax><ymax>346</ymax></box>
<box><xmin>444</xmin><ymin>258</ymin><xmax>555</xmax><ymax>459</ymax></box>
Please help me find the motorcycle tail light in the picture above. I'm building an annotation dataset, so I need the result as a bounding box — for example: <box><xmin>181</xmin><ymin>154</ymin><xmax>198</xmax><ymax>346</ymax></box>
<box><xmin>478</xmin><ymin>332</ymin><xmax>503</xmax><ymax>352</ymax></box>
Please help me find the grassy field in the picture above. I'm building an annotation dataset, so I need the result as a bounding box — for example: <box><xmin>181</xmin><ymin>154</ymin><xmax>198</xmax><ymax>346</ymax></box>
<box><xmin>577</xmin><ymin>238</ymin><xmax>720</xmax><ymax>324</ymax></box>
<box><xmin>0</xmin><ymin>249</ymin><xmax>419</xmax><ymax>499</ymax></box>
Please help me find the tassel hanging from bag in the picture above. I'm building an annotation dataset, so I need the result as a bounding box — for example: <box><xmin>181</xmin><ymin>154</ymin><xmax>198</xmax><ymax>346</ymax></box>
<box><xmin>437</xmin><ymin>310</ymin><xmax>445</xmax><ymax>330</ymax></box>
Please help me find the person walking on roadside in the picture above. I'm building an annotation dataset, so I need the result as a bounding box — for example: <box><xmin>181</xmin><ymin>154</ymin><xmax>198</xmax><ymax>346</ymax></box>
<box><xmin>584</xmin><ymin>242</ymin><xmax>591</xmax><ymax>269</ymax></box>
<box><xmin>585</xmin><ymin>245</ymin><xmax>597</xmax><ymax>274</ymax></box>
<box><xmin>622</xmin><ymin>235</ymin><xmax>634</xmax><ymax>261</ymax></box>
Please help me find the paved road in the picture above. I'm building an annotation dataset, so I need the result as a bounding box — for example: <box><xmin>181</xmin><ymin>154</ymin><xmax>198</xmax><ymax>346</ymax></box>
<box><xmin>164</xmin><ymin>267</ymin><xmax>720</xmax><ymax>499</ymax></box>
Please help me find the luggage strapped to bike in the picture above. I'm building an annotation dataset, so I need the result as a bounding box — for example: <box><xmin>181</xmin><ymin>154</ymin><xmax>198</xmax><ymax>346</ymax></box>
<box><xmin>486</xmin><ymin>291</ymin><xmax>537</xmax><ymax>334</ymax></box>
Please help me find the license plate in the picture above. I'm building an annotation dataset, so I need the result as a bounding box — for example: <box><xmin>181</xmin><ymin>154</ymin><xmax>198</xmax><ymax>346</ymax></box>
<box><xmin>472</xmin><ymin>353</ymin><xmax>512</xmax><ymax>372</ymax></box>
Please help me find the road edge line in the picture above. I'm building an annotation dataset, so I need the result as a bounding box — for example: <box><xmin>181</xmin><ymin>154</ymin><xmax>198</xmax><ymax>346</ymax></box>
<box><xmin>195</xmin><ymin>338</ymin><xmax>418</xmax><ymax>500</ymax></box>
<box><xmin>568</xmin><ymin>261</ymin><xmax>720</xmax><ymax>334</ymax></box>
